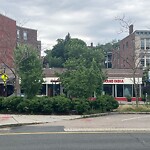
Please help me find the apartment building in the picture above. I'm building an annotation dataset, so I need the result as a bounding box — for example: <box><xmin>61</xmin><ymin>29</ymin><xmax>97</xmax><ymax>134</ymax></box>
<box><xmin>112</xmin><ymin>25</ymin><xmax>150</xmax><ymax>69</ymax></box>
<box><xmin>0</xmin><ymin>14</ymin><xmax>41</xmax><ymax>96</ymax></box>
<box><xmin>0</xmin><ymin>14</ymin><xmax>41</xmax><ymax>68</ymax></box>
<box><xmin>17</xmin><ymin>26</ymin><xmax>41</xmax><ymax>56</ymax></box>
<box><xmin>0</xmin><ymin>14</ymin><xmax>16</xmax><ymax>68</ymax></box>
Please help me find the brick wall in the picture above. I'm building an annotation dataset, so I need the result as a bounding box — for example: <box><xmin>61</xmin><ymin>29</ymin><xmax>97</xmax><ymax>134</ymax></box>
<box><xmin>0</xmin><ymin>14</ymin><xmax>16</xmax><ymax>68</ymax></box>
<box><xmin>17</xmin><ymin>26</ymin><xmax>41</xmax><ymax>55</ymax></box>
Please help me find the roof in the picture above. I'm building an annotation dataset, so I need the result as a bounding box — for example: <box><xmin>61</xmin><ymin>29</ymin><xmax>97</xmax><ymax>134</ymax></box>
<box><xmin>43</xmin><ymin>68</ymin><xmax>66</xmax><ymax>77</ymax></box>
<box><xmin>105</xmin><ymin>68</ymin><xmax>143</xmax><ymax>78</ymax></box>
<box><xmin>0</xmin><ymin>68</ymin><xmax>143</xmax><ymax>82</ymax></box>
<box><xmin>43</xmin><ymin>68</ymin><xmax>143</xmax><ymax>78</ymax></box>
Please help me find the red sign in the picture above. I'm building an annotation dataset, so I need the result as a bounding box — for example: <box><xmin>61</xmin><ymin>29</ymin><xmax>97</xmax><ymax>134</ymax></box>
<box><xmin>104</xmin><ymin>79</ymin><xmax>124</xmax><ymax>83</ymax></box>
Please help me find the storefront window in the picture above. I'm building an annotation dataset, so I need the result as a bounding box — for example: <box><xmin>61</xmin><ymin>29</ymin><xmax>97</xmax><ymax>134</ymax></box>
<box><xmin>103</xmin><ymin>84</ymin><xmax>112</xmax><ymax>95</ymax></box>
<box><xmin>39</xmin><ymin>84</ymin><xmax>46</xmax><ymax>95</ymax></box>
<box><xmin>124</xmin><ymin>84</ymin><xmax>132</xmax><ymax>97</ymax></box>
<box><xmin>117</xmin><ymin>84</ymin><xmax>123</xmax><ymax>97</ymax></box>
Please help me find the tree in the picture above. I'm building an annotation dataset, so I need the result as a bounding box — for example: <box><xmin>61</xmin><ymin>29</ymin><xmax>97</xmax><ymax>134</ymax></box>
<box><xmin>115</xmin><ymin>15</ymin><xmax>143</xmax><ymax>107</ymax></box>
<box><xmin>97</xmin><ymin>40</ymin><xmax>119</xmax><ymax>53</ymax></box>
<box><xmin>14</xmin><ymin>45</ymin><xmax>43</xmax><ymax>99</ymax></box>
<box><xmin>43</xmin><ymin>50</ymin><xmax>63</xmax><ymax>68</ymax></box>
<box><xmin>59</xmin><ymin>39</ymin><xmax>105</xmax><ymax>99</ymax></box>
<box><xmin>43</xmin><ymin>34</ymin><xmax>88</xmax><ymax>68</ymax></box>
<box><xmin>64</xmin><ymin>38</ymin><xmax>87</xmax><ymax>59</ymax></box>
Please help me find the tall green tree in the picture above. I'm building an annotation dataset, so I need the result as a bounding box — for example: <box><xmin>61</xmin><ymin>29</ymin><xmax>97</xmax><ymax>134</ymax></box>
<box><xmin>14</xmin><ymin>45</ymin><xmax>43</xmax><ymax>99</ymax></box>
<box><xmin>43</xmin><ymin>50</ymin><xmax>63</xmax><ymax>68</ymax></box>
<box><xmin>59</xmin><ymin>38</ymin><xmax>105</xmax><ymax>98</ymax></box>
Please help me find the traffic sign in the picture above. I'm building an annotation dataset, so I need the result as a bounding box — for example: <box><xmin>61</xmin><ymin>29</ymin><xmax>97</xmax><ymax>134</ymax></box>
<box><xmin>1</xmin><ymin>73</ymin><xmax>8</xmax><ymax>82</ymax></box>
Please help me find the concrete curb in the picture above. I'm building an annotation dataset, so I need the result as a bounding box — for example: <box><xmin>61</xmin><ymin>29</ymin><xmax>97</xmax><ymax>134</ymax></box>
<box><xmin>0</xmin><ymin>112</ymin><xmax>150</xmax><ymax>129</ymax></box>
<box><xmin>0</xmin><ymin>122</ymin><xmax>45</xmax><ymax>128</ymax></box>
<box><xmin>80</xmin><ymin>111</ymin><xmax>150</xmax><ymax>119</ymax></box>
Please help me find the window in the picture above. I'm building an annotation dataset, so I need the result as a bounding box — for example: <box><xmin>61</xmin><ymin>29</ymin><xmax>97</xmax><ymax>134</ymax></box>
<box><xmin>146</xmin><ymin>39</ymin><xmax>150</xmax><ymax>49</ymax></box>
<box><xmin>117</xmin><ymin>84</ymin><xmax>123</xmax><ymax>97</ymax></box>
<box><xmin>123</xmin><ymin>44</ymin><xmax>125</xmax><ymax>50</ymax></box>
<box><xmin>141</xmin><ymin>39</ymin><xmax>144</xmax><ymax>49</ymax></box>
<box><xmin>17</xmin><ymin>30</ymin><xmax>20</xmax><ymax>39</ymax></box>
<box><xmin>124</xmin><ymin>85</ymin><xmax>132</xmax><ymax>97</ymax></box>
<box><xmin>103</xmin><ymin>84</ymin><xmax>112</xmax><ymax>95</ymax></box>
<box><xmin>23</xmin><ymin>31</ymin><xmax>27</xmax><ymax>40</ymax></box>
<box><xmin>126</xmin><ymin>42</ymin><xmax>128</xmax><ymax>48</ymax></box>
<box><xmin>140</xmin><ymin>59</ymin><xmax>144</xmax><ymax>66</ymax></box>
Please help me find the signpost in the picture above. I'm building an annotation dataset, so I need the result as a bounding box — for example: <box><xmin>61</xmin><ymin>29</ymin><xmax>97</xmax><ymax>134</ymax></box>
<box><xmin>1</xmin><ymin>73</ymin><xmax>8</xmax><ymax>96</ymax></box>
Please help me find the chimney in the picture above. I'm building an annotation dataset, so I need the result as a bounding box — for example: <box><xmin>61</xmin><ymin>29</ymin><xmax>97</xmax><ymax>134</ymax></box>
<box><xmin>129</xmin><ymin>24</ymin><xmax>133</xmax><ymax>34</ymax></box>
<box><xmin>91</xmin><ymin>42</ymin><xmax>93</xmax><ymax>47</ymax></box>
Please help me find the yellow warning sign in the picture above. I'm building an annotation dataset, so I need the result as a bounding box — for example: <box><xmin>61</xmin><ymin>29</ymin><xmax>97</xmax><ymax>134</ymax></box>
<box><xmin>1</xmin><ymin>74</ymin><xmax>8</xmax><ymax>82</ymax></box>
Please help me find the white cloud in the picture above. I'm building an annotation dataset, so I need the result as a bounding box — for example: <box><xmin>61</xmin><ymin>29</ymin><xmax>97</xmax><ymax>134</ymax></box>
<box><xmin>1</xmin><ymin>0</ymin><xmax>150</xmax><ymax>54</ymax></box>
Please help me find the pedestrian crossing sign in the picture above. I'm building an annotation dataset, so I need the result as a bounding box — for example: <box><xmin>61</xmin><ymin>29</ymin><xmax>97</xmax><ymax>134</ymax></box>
<box><xmin>1</xmin><ymin>74</ymin><xmax>8</xmax><ymax>82</ymax></box>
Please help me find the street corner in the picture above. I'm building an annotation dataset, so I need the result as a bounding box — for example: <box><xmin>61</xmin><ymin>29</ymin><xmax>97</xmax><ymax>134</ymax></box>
<box><xmin>0</xmin><ymin>115</ymin><xmax>18</xmax><ymax>126</ymax></box>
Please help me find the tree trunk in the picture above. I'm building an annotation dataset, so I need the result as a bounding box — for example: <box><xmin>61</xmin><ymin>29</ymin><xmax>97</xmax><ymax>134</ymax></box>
<box><xmin>133</xmin><ymin>72</ymin><xmax>139</xmax><ymax>107</ymax></box>
<box><xmin>14</xmin><ymin>75</ymin><xmax>20</xmax><ymax>96</ymax></box>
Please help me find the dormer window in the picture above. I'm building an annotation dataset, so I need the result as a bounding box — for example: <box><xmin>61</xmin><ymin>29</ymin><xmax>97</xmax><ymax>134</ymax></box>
<box><xmin>23</xmin><ymin>31</ymin><xmax>27</xmax><ymax>40</ymax></box>
<box><xmin>17</xmin><ymin>30</ymin><xmax>20</xmax><ymax>39</ymax></box>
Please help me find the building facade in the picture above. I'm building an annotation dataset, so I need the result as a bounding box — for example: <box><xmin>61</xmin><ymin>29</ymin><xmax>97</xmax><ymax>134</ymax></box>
<box><xmin>0</xmin><ymin>14</ymin><xmax>16</xmax><ymax>68</ymax></box>
<box><xmin>0</xmin><ymin>14</ymin><xmax>41</xmax><ymax>96</ymax></box>
<box><xmin>40</xmin><ymin>68</ymin><xmax>143</xmax><ymax>101</ymax></box>
<box><xmin>0</xmin><ymin>14</ymin><xmax>41</xmax><ymax>69</ymax></box>
<box><xmin>112</xmin><ymin>25</ymin><xmax>150</xmax><ymax>69</ymax></box>
<box><xmin>17</xmin><ymin>26</ymin><xmax>41</xmax><ymax>56</ymax></box>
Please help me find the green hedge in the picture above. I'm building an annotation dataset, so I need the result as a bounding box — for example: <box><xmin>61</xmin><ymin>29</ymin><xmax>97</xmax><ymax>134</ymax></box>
<box><xmin>0</xmin><ymin>95</ymin><xmax>119</xmax><ymax>115</ymax></box>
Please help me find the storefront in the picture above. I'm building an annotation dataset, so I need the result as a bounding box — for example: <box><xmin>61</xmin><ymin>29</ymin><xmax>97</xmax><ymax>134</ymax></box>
<box><xmin>40</xmin><ymin>77</ymin><xmax>62</xmax><ymax>96</ymax></box>
<box><xmin>103</xmin><ymin>69</ymin><xmax>143</xmax><ymax>101</ymax></box>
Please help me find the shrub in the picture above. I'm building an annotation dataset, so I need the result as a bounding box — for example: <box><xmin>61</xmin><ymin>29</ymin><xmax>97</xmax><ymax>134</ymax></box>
<box><xmin>51</xmin><ymin>95</ymin><xmax>71</xmax><ymax>114</ymax></box>
<box><xmin>117</xmin><ymin>105</ymin><xmax>150</xmax><ymax>112</ymax></box>
<box><xmin>97</xmin><ymin>95</ymin><xmax>119</xmax><ymax>112</ymax></box>
<box><xmin>38</xmin><ymin>97</ymin><xmax>53</xmax><ymax>114</ymax></box>
<box><xmin>17</xmin><ymin>99</ymin><xmax>31</xmax><ymax>113</ymax></box>
<box><xmin>73</xmin><ymin>98</ymin><xmax>90</xmax><ymax>115</ymax></box>
<box><xmin>0</xmin><ymin>97</ymin><xmax>4</xmax><ymax>110</ymax></box>
<box><xmin>2</xmin><ymin>96</ymin><xmax>23</xmax><ymax>113</ymax></box>
<box><xmin>17</xmin><ymin>97</ymin><xmax>53</xmax><ymax>114</ymax></box>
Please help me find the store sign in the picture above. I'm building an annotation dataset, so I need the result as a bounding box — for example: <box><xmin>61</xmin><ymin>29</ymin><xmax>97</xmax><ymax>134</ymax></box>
<box><xmin>104</xmin><ymin>79</ymin><xmax>124</xmax><ymax>83</ymax></box>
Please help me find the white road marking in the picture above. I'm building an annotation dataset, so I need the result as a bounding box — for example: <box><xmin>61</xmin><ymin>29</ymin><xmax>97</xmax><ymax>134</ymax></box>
<box><xmin>64</xmin><ymin>128</ymin><xmax>150</xmax><ymax>132</ymax></box>
<box><xmin>122</xmin><ymin>115</ymin><xmax>150</xmax><ymax>121</ymax></box>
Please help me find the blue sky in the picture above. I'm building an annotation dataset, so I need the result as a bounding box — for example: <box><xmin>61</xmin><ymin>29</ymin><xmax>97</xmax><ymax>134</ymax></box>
<box><xmin>1</xmin><ymin>0</ymin><xmax>150</xmax><ymax>54</ymax></box>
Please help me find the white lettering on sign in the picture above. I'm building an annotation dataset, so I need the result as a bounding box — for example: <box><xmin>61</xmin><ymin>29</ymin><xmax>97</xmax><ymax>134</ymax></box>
<box><xmin>104</xmin><ymin>79</ymin><xmax>124</xmax><ymax>83</ymax></box>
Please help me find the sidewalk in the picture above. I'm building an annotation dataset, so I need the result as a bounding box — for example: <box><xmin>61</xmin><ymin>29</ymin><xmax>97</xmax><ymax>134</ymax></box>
<box><xmin>0</xmin><ymin>114</ymin><xmax>82</xmax><ymax>127</ymax></box>
<box><xmin>1</xmin><ymin>113</ymin><xmax>150</xmax><ymax>132</ymax></box>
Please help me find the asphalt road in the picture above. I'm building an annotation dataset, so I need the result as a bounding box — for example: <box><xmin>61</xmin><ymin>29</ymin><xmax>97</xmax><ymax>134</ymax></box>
<box><xmin>0</xmin><ymin>126</ymin><xmax>150</xmax><ymax>150</ymax></box>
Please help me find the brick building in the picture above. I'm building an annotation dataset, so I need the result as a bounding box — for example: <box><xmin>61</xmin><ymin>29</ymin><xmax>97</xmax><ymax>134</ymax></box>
<box><xmin>0</xmin><ymin>14</ymin><xmax>41</xmax><ymax>96</ymax></box>
<box><xmin>112</xmin><ymin>25</ymin><xmax>150</xmax><ymax>69</ymax></box>
<box><xmin>0</xmin><ymin>14</ymin><xmax>41</xmax><ymax>68</ymax></box>
<box><xmin>17</xmin><ymin>26</ymin><xmax>41</xmax><ymax>56</ymax></box>
<box><xmin>0</xmin><ymin>14</ymin><xmax>16</xmax><ymax>68</ymax></box>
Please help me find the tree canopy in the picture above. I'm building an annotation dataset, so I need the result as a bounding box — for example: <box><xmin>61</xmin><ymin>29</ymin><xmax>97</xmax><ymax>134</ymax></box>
<box><xmin>44</xmin><ymin>33</ymin><xmax>106</xmax><ymax>98</ymax></box>
<box><xmin>14</xmin><ymin>45</ymin><xmax>43</xmax><ymax>98</ymax></box>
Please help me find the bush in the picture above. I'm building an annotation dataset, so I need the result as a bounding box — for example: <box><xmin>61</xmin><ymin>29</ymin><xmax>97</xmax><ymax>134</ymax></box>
<box><xmin>72</xmin><ymin>98</ymin><xmax>90</xmax><ymax>115</ymax></box>
<box><xmin>38</xmin><ymin>97</ymin><xmax>53</xmax><ymax>114</ymax></box>
<box><xmin>51</xmin><ymin>95</ymin><xmax>71</xmax><ymax>114</ymax></box>
<box><xmin>2</xmin><ymin>96</ymin><xmax>23</xmax><ymax>113</ymax></box>
<box><xmin>0</xmin><ymin>94</ymin><xmax>119</xmax><ymax>115</ymax></box>
<box><xmin>97</xmin><ymin>95</ymin><xmax>119</xmax><ymax>112</ymax></box>
<box><xmin>0</xmin><ymin>97</ymin><xmax>4</xmax><ymax>110</ymax></box>
<box><xmin>17</xmin><ymin>97</ymin><xmax>53</xmax><ymax>114</ymax></box>
<box><xmin>17</xmin><ymin>99</ymin><xmax>30</xmax><ymax>113</ymax></box>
